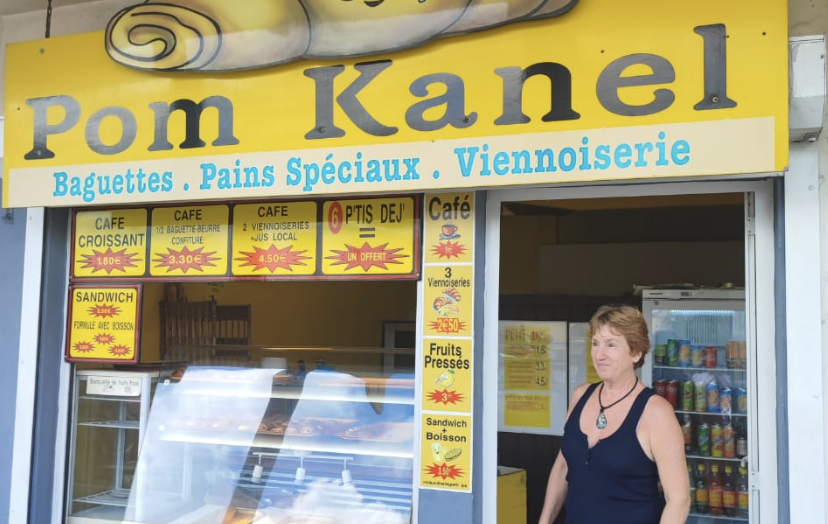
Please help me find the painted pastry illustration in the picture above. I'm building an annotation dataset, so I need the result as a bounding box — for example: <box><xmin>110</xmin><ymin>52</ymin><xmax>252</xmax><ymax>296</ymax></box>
<box><xmin>105</xmin><ymin>0</ymin><xmax>580</xmax><ymax>71</ymax></box>
<box><xmin>433</xmin><ymin>287</ymin><xmax>462</xmax><ymax>316</ymax></box>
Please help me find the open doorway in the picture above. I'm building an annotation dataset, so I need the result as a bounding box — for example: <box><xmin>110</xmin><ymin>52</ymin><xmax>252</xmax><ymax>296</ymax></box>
<box><xmin>495</xmin><ymin>193</ymin><xmax>745</xmax><ymax>524</ymax></box>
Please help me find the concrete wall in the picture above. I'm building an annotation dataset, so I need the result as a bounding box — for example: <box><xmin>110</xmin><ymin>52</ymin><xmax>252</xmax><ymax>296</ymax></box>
<box><xmin>0</xmin><ymin>179</ymin><xmax>28</xmax><ymax>523</ymax></box>
<box><xmin>789</xmin><ymin>0</ymin><xmax>828</xmax><ymax>514</ymax></box>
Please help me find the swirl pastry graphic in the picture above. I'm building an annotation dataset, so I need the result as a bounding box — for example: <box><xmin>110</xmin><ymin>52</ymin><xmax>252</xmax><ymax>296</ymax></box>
<box><xmin>105</xmin><ymin>0</ymin><xmax>579</xmax><ymax>72</ymax></box>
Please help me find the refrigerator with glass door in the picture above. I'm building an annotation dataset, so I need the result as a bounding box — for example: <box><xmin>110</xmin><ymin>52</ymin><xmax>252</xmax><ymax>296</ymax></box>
<box><xmin>641</xmin><ymin>288</ymin><xmax>751</xmax><ymax>524</ymax></box>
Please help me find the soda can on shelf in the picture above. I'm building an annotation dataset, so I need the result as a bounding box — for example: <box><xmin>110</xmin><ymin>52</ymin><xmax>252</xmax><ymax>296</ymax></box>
<box><xmin>691</xmin><ymin>345</ymin><xmax>705</xmax><ymax>368</ymax></box>
<box><xmin>654</xmin><ymin>344</ymin><xmax>667</xmax><ymax>366</ymax></box>
<box><xmin>678</xmin><ymin>340</ymin><xmax>692</xmax><ymax>368</ymax></box>
<box><xmin>681</xmin><ymin>381</ymin><xmax>695</xmax><ymax>411</ymax></box>
<box><xmin>706</xmin><ymin>380</ymin><xmax>720</xmax><ymax>413</ymax></box>
<box><xmin>654</xmin><ymin>379</ymin><xmax>667</xmax><ymax>398</ymax></box>
<box><xmin>726</xmin><ymin>341</ymin><xmax>738</xmax><ymax>369</ymax></box>
<box><xmin>723</xmin><ymin>424</ymin><xmax>736</xmax><ymax>458</ymax></box>
<box><xmin>667</xmin><ymin>339</ymin><xmax>680</xmax><ymax>367</ymax></box>
<box><xmin>666</xmin><ymin>380</ymin><xmax>679</xmax><ymax>408</ymax></box>
<box><xmin>682</xmin><ymin>415</ymin><xmax>694</xmax><ymax>453</ymax></box>
<box><xmin>705</xmin><ymin>346</ymin><xmax>718</xmax><ymax>368</ymax></box>
<box><xmin>698</xmin><ymin>422</ymin><xmax>710</xmax><ymax>456</ymax></box>
<box><xmin>694</xmin><ymin>380</ymin><xmax>707</xmax><ymax>412</ymax></box>
<box><xmin>739</xmin><ymin>341</ymin><xmax>748</xmax><ymax>369</ymax></box>
<box><xmin>720</xmin><ymin>387</ymin><xmax>733</xmax><ymax>413</ymax></box>
<box><xmin>737</xmin><ymin>432</ymin><xmax>748</xmax><ymax>458</ymax></box>
<box><xmin>711</xmin><ymin>423</ymin><xmax>724</xmax><ymax>457</ymax></box>
<box><xmin>735</xmin><ymin>387</ymin><xmax>748</xmax><ymax>414</ymax></box>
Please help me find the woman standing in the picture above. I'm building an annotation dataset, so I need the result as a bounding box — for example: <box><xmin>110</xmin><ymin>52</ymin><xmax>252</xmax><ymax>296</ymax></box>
<box><xmin>538</xmin><ymin>305</ymin><xmax>690</xmax><ymax>524</ymax></box>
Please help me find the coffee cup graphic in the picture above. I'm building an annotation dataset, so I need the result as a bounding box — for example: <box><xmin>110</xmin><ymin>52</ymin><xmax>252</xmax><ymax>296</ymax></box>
<box><xmin>441</xmin><ymin>224</ymin><xmax>459</xmax><ymax>238</ymax></box>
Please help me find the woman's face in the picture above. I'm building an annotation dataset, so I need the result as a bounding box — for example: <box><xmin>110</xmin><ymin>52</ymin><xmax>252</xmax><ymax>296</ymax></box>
<box><xmin>591</xmin><ymin>324</ymin><xmax>640</xmax><ymax>381</ymax></box>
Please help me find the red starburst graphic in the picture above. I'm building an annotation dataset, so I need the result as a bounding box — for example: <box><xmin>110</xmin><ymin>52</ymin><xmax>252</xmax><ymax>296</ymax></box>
<box><xmin>431</xmin><ymin>241</ymin><xmax>467</xmax><ymax>260</ymax></box>
<box><xmin>88</xmin><ymin>304</ymin><xmax>121</xmax><ymax>318</ymax></box>
<box><xmin>78</xmin><ymin>248</ymin><xmax>140</xmax><ymax>274</ymax></box>
<box><xmin>325</xmin><ymin>243</ymin><xmax>408</xmax><ymax>272</ymax></box>
<box><xmin>153</xmin><ymin>246</ymin><xmax>220</xmax><ymax>273</ymax></box>
<box><xmin>429</xmin><ymin>319</ymin><xmax>467</xmax><ymax>334</ymax></box>
<box><xmin>94</xmin><ymin>333</ymin><xmax>115</xmax><ymax>345</ymax></box>
<box><xmin>235</xmin><ymin>245</ymin><xmax>311</xmax><ymax>273</ymax></box>
<box><xmin>429</xmin><ymin>389</ymin><xmax>465</xmax><ymax>406</ymax></box>
<box><xmin>73</xmin><ymin>341</ymin><xmax>95</xmax><ymax>353</ymax></box>
<box><xmin>109</xmin><ymin>345</ymin><xmax>131</xmax><ymax>357</ymax></box>
<box><xmin>425</xmin><ymin>463</ymin><xmax>464</xmax><ymax>480</ymax></box>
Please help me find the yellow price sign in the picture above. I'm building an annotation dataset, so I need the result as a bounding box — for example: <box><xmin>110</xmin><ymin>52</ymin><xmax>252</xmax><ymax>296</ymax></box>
<box><xmin>73</xmin><ymin>209</ymin><xmax>148</xmax><ymax>278</ymax></box>
<box><xmin>423</xmin><ymin>265</ymin><xmax>473</xmax><ymax>336</ymax></box>
<box><xmin>231</xmin><ymin>202</ymin><xmax>318</xmax><ymax>276</ymax></box>
<box><xmin>149</xmin><ymin>205</ymin><xmax>229</xmax><ymax>276</ymax></box>
<box><xmin>66</xmin><ymin>285</ymin><xmax>141</xmax><ymax>363</ymax></box>
<box><xmin>422</xmin><ymin>338</ymin><xmax>472</xmax><ymax>413</ymax></box>
<box><xmin>424</xmin><ymin>193</ymin><xmax>474</xmax><ymax>264</ymax></box>
<box><xmin>420</xmin><ymin>414</ymin><xmax>472</xmax><ymax>492</ymax></box>
<box><xmin>504</xmin><ymin>393</ymin><xmax>552</xmax><ymax>429</ymax></box>
<box><xmin>320</xmin><ymin>196</ymin><xmax>418</xmax><ymax>276</ymax></box>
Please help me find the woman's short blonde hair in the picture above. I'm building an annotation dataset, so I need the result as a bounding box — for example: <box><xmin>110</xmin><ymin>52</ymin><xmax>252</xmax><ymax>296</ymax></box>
<box><xmin>589</xmin><ymin>304</ymin><xmax>650</xmax><ymax>369</ymax></box>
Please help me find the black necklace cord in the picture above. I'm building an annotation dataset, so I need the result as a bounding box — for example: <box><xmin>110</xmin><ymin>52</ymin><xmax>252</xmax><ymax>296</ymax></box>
<box><xmin>598</xmin><ymin>377</ymin><xmax>639</xmax><ymax>411</ymax></box>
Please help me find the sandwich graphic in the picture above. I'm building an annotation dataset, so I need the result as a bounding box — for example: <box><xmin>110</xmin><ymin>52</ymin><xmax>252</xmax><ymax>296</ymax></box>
<box><xmin>105</xmin><ymin>0</ymin><xmax>579</xmax><ymax>72</ymax></box>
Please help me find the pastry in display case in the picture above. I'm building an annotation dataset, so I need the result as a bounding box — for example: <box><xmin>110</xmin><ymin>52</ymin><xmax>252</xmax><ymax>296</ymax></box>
<box><xmin>67</xmin><ymin>347</ymin><xmax>415</xmax><ymax>524</ymax></box>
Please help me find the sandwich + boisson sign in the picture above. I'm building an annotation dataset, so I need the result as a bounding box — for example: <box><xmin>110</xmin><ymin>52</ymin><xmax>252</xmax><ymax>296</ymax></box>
<box><xmin>2</xmin><ymin>0</ymin><xmax>788</xmax><ymax>208</ymax></box>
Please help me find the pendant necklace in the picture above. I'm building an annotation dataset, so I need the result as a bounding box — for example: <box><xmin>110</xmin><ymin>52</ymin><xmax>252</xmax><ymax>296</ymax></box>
<box><xmin>596</xmin><ymin>377</ymin><xmax>639</xmax><ymax>429</ymax></box>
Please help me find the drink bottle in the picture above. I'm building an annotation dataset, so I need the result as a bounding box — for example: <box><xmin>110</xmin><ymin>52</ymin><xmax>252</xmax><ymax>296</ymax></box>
<box><xmin>709</xmin><ymin>463</ymin><xmax>723</xmax><ymax>516</ymax></box>
<box><xmin>695</xmin><ymin>463</ymin><xmax>709</xmax><ymax>514</ymax></box>
<box><xmin>722</xmin><ymin>465</ymin><xmax>737</xmax><ymax>517</ymax></box>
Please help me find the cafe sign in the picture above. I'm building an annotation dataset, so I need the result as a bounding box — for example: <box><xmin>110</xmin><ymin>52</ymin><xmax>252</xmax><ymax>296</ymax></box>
<box><xmin>70</xmin><ymin>196</ymin><xmax>419</xmax><ymax>281</ymax></box>
<box><xmin>3</xmin><ymin>0</ymin><xmax>788</xmax><ymax>208</ymax></box>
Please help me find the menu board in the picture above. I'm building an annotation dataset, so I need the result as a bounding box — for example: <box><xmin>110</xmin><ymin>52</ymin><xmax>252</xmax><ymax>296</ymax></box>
<box><xmin>70</xmin><ymin>196</ymin><xmax>420</xmax><ymax>281</ymax></box>
<box><xmin>150</xmin><ymin>205</ymin><xmax>230</xmax><ymax>276</ymax></box>
<box><xmin>321</xmin><ymin>197</ymin><xmax>416</xmax><ymax>276</ymax></box>
<box><xmin>498</xmin><ymin>321</ymin><xmax>568</xmax><ymax>436</ymax></box>
<box><xmin>231</xmin><ymin>202</ymin><xmax>317</xmax><ymax>276</ymax></box>
<box><xmin>419</xmin><ymin>192</ymin><xmax>475</xmax><ymax>493</ymax></box>
<box><xmin>420</xmin><ymin>413</ymin><xmax>472</xmax><ymax>491</ymax></box>
<box><xmin>66</xmin><ymin>285</ymin><xmax>141</xmax><ymax>363</ymax></box>
<box><xmin>72</xmin><ymin>209</ymin><xmax>148</xmax><ymax>278</ymax></box>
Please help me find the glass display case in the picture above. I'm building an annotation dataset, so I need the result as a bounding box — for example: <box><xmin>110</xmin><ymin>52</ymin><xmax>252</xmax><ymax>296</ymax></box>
<box><xmin>642</xmin><ymin>289</ymin><xmax>751</xmax><ymax>524</ymax></box>
<box><xmin>67</xmin><ymin>347</ymin><xmax>415</xmax><ymax>524</ymax></box>
<box><xmin>67</xmin><ymin>369</ymin><xmax>172</xmax><ymax>524</ymax></box>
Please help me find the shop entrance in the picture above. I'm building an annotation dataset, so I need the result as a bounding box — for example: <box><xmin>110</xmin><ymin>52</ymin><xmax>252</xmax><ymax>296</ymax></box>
<box><xmin>483</xmin><ymin>181</ymin><xmax>777</xmax><ymax>524</ymax></box>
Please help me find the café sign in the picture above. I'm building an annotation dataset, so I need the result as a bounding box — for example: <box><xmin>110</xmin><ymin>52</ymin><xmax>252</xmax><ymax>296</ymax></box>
<box><xmin>3</xmin><ymin>0</ymin><xmax>788</xmax><ymax>208</ymax></box>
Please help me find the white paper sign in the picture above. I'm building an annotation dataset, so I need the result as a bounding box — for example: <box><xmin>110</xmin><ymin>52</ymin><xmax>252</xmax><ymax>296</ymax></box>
<box><xmin>86</xmin><ymin>375</ymin><xmax>142</xmax><ymax>397</ymax></box>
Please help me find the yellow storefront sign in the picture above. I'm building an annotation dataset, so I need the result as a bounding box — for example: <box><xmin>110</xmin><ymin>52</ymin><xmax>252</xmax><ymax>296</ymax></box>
<box><xmin>73</xmin><ymin>209</ymin><xmax>147</xmax><ymax>278</ymax></box>
<box><xmin>150</xmin><ymin>205</ymin><xmax>229</xmax><ymax>277</ymax></box>
<box><xmin>3</xmin><ymin>0</ymin><xmax>788</xmax><ymax>208</ymax></box>
<box><xmin>422</xmin><ymin>339</ymin><xmax>472</xmax><ymax>413</ymax></box>
<box><xmin>231</xmin><ymin>202</ymin><xmax>318</xmax><ymax>276</ymax></box>
<box><xmin>67</xmin><ymin>285</ymin><xmax>141</xmax><ymax>363</ymax></box>
<box><xmin>420</xmin><ymin>413</ymin><xmax>472</xmax><ymax>492</ymax></box>
<box><xmin>423</xmin><ymin>193</ymin><xmax>474</xmax><ymax>264</ymax></box>
<box><xmin>320</xmin><ymin>197</ymin><xmax>417</xmax><ymax>276</ymax></box>
<box><xmin>423</xmin><ymin>265</ymin><xmax>474</xmax><ymax>336</ymax></box>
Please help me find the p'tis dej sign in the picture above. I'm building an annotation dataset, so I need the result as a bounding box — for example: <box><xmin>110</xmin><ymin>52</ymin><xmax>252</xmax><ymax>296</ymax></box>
<box><xmin>2</xmin><ymin>0</ymin><xmax>788</xmax><ymax>208</ymax></box>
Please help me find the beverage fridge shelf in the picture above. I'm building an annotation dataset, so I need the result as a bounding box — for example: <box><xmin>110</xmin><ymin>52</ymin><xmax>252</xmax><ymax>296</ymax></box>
<box><xmin>674</xmin><ymin>410</ymin><xmax>747</xmax><ymax>417</ymax></box>
<box><xmin>686</xmin><ymin>454</ymin><xmax>746</xmax><ymax>462</ymax></box>
<box><xmin>77</xmin><ymin>420</ymin><xmax>141</xmax><ymax>430</ymax></box>
<box><xmin>74</xmin><ymin>489</ymin><xmax>131</xmax><ymax>507</ymax></box>
<box><xmin>654</xmin><ymin>366</ymin><xmax>746</xmax><ymax>373</ymax></box>
<box><xmin>689</xmin><ymin>512</ymin><xmax>748</xmax><ymax>522</ymax></box>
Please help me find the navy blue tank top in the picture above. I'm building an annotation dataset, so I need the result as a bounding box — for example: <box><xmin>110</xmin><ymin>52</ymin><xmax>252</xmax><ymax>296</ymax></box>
<box><xmin>561</xmin><ymin>383</ymin><xmax>664</xmax><ymax>524</ymax></box>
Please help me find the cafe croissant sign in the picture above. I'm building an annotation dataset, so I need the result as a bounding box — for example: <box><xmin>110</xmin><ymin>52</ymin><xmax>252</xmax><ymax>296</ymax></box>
<box><xmin>2</xmin><ymin>0</ymin><xmax>787</xmax><ymax>208</ymax></box>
